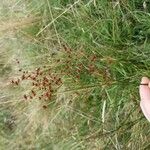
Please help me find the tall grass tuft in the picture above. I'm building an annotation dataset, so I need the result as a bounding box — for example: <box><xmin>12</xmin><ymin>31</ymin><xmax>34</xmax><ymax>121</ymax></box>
<box><xmin>1</xmin><ymin>0</ymin><xmax>150</xmax><ymax>149</ymax></box>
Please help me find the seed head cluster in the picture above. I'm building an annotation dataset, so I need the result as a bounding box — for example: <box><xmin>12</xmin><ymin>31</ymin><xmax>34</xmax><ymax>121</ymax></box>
<box><xmin>61</xmin><ymin>45</ymin><xmax>99</xmax><ymax>80</ymax></box>
<box><xmin>11</xmin><ymin>59</ymin><xmax>63</xmax><ymax>106</ymax></box>
<box><xmin>11</xmin><ymin>45</ymin><xmax>113</xmax><ymax>108</ymax></box>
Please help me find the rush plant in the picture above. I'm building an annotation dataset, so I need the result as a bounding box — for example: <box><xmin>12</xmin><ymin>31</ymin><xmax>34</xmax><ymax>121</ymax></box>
<box><xmin>1</xmin><ymin>0</ymin><xmax>150</xmax><ymax>149</ymax></box>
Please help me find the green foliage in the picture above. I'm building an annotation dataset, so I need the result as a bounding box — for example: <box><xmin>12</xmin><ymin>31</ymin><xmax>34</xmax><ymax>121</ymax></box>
<box><xmin>1</xmin><ymin>0</ymin><xmax>150</xmax><ymax>149</ymax></box>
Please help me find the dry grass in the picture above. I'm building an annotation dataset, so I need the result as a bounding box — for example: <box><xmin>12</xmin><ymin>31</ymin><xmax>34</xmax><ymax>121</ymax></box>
<box><xmin>0</xmin><ymin>17</ymin><xmax>41</xmax><ymax>33</ymax></box>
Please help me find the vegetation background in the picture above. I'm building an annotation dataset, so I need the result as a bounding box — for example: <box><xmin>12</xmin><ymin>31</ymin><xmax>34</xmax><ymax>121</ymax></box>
<box><xmin>1</xmin><ymin>0</ymin><xmax>150</xmax><ymax>149</ymax></box>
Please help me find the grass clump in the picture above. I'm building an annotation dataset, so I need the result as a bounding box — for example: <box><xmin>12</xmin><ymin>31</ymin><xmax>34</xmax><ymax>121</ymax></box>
<box><xmin>1</xmin><ymin>0</ymin><xmax>150</xmax><ymax>149</ymax></box>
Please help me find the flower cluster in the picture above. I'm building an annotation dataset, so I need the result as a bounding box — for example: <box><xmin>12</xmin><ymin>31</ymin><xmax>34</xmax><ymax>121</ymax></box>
<box><xmin>11</xmin><ymin>59</ymin><xmax>63</xmax><ymax>107</ymax></box>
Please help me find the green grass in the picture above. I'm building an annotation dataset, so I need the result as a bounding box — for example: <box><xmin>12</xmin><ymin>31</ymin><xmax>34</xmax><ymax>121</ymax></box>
<box><xmin>1</xmin><ymin>0</ymin><xmax>150</xmax><ymax>149</ymax></box>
